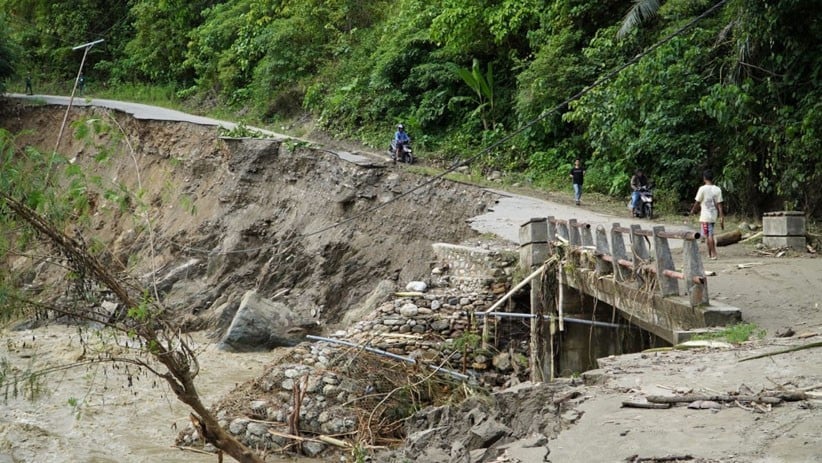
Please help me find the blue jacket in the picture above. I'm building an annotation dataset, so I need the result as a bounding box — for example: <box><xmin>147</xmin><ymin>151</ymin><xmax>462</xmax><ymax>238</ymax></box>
<box><xmin>394</xmin><ymin>130</ymin><xmax>410</xmax><ymax>144</ymax></box>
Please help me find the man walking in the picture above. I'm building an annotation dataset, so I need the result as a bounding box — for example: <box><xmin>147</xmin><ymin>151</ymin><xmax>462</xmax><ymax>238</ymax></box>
<box><xmin>689</xmin><ymin>169</ymin><xmax>725</xmax><ymax>260</ymax></box>
<box><xmin>25</xmin><ymin>74</ymin><xmax>33</xmax><ymax>95</ymax></box>
<box><xmin>569</xmin><ymin>159</ymin><xmax>585</xmax><ymax>206</ymax></box>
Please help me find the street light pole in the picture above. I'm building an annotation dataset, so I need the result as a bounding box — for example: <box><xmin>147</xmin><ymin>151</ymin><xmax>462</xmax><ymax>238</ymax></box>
<box><xmin>53</xmin><ymin>39</ymin><xmax>104</xmax><ymax>155</ymax></box>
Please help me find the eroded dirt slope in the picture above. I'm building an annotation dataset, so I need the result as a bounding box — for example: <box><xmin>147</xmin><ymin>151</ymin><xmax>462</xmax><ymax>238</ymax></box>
<box><xmin>1</xmin><ymin>103</ymin><xmax>498</xmax><ymax>330</ymax></box>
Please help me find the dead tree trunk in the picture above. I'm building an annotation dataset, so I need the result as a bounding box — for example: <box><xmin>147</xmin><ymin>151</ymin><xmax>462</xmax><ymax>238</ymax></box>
<box><xmin>716</xmin><ymin>229</ymin><xmax>742</xmax><ymax>247</ymax></box>
<box><xmin>1</xmin><ymin>192</ymin><xmax>265</xmax><ymax>463</ymax></box>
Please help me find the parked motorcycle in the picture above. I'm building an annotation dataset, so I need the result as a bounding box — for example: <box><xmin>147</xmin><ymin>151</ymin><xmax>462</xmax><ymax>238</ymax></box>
<box><xmin>389</xmin><ymin>140</ymin><xmax>414</xmax><ymax>164</ymax></box>
<box><xmin>631</xmin><ymin>185</ymin><xmax>654</xmax><ymax>219</ymax></box>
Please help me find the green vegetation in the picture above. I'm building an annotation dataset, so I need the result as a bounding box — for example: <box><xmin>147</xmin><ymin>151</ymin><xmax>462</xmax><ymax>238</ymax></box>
<box><xmin>452</xmin><ymin>331</ymin><xmax>482</xmax><ymax>352</ymax></box>
<box><xmin>218</xmin><ymin>122</ymin><xmax>271</xmax><ymax>139</ymax></box>
<box><xmin>0</xmin><ymin>355</ymin><xmax>44</xmax><ymax>402</ymax></box>
<box><xmin>0</xmin><ymin>120</ymin><xmax>267</xmax><ymax>461</ymax></box>
<box><xmin>691</xmin><ymin>322</ymin><xmax>766</xmax><ymax>344</ymax></box>
<box><xmin>1</xmin><ymin>0</ymin><xmax>820</xmax><ymax>218</ymax></box>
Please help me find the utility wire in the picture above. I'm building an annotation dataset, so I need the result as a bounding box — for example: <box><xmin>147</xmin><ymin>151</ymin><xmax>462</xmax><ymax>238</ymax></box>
<box><xmin>169</xmin><ymin>0</ymin><xmax>730</xmax><ymax>257</ymax></box>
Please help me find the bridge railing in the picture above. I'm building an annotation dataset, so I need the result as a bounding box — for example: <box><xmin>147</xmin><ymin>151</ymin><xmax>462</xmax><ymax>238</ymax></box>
<box><xmin>522</xmin><ymin>217</ymin><xmax>709</xmax><ymax>307</ymax></box>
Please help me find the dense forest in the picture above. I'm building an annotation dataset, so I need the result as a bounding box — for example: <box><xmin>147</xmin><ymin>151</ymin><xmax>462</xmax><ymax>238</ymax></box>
<box><xmin>1</xmin><ymin>0</ymin><xmax>820</xmax><ymax>218</ymax></box>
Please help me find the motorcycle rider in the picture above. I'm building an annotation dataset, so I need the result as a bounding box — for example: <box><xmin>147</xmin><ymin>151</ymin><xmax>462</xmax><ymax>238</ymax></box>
<box><xmin>630</xmin><ymin>169</ymin><xmax>649</xmax><ymax>215</ymax></box>
<box><xmin>393</xmin><ymin>124</ymin><xmax>411</xmax><ymax>163</ymax></box>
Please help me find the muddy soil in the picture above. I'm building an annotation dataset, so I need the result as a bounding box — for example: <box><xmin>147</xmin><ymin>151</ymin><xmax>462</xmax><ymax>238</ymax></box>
<box><xmin>1</xmin><ymin>100</ymin><xmax>821</xmax><ymax>462</ymax></box>
<box><xmin>0</xmin><ymin>326</ymin><xmax>302</xmax><ymax>463</ymax></box>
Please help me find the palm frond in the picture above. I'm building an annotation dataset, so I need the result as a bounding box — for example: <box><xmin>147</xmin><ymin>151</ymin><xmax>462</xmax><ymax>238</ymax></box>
<box><xmin>618</xmin><ymin>0</ymin><xmax>663</xmax><ymax>39</ymax></box>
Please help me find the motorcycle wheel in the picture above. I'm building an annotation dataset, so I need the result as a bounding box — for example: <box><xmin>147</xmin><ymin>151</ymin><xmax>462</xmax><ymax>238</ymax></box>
<box><xmin>643</xmin><ymin>203</ymin><xmax>653</xmax><ymax>220</ymax></box>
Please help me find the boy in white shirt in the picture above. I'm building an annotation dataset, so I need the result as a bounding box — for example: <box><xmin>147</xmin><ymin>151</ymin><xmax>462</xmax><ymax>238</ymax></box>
<box><xmin>689</xmin><ymin>169</ymin><xmax>725</xmax><ymax>259</ymax></box>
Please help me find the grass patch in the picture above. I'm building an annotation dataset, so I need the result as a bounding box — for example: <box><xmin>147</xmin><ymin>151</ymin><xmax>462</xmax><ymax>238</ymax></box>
<box><xmin>93</xmin><ymin>83</ymin><xmax>184</xmax><ymax>109</ymax></box>
<box><xmin>691</xmin><ymin>323</ymin><xmax>766</xmax><ymax>344</ymax></box>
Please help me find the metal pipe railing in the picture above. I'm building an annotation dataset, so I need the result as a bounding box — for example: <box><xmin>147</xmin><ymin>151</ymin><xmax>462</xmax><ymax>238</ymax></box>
<box><xmin>471</xmin><ymin>311</ymin><xmax>624</xmax><ymax>329</ymax></box>
<box><xmin>656</xmin><ymin>230</ymin><xmax>700</xmax><ymax>241</ymax></box>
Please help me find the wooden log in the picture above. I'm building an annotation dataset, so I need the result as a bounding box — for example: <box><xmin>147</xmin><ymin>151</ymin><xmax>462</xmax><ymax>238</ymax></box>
<box><xmin>646</xmin><ymin>392</ymin><xmax>806</xmax><ymax>404</ymax></box>
<box><xmin>318</xmin><ymin>435</ymin><xmax>351</xmax><ymax>448</ymax></box>
<box><xmin>740</xmin><ymin>231</ymin><xmax>763</xmax><ymax>244</ymax></box>
<box><xmin>716</xmin><ymin>229</ymin><xmax>742</xmax><ymax>247</ymax></box>
<box><xmin>621</xmin><ymin>401</ymin><xmax>671</xmax><ymax>409</ymax></box>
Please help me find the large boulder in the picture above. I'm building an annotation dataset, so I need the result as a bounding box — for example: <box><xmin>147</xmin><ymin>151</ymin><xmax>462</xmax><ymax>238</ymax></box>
<box><xmin>340</xmin><ymin>279</ymin><xmax>395</xmax><ymax>327</ymax></box>
<box><xmin>219</xmin><ymin>290</ymin><xmax>316</xmax><ymax>351</ymax></box>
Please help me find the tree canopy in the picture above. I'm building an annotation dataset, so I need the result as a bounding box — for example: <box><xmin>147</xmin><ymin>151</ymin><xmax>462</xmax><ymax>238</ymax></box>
<box><xmin>1</xmin><ymin>0</ymin><xmax>820</xmax><ymax>217</ymax></box>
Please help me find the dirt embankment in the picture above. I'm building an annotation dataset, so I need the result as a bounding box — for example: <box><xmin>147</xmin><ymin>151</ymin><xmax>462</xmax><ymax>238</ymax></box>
<box><xmin>0</xmin><ymin>102</ymin><xmax>504</xmax><ymax>461</ymax></box>
<box><xmin>1</xmin><ymin>104</ymin><xmax>498</xmax><ymax>329</ymax></box>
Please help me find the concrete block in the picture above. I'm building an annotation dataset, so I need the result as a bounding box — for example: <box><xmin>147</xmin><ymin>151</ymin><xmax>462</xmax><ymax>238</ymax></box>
<box><xmin>763</xmin><ymin>212</ymin><xmax>805</xmax><ymax>236</ymax></box>
<box><xmin>519</xmin><ymin>218</ymin><xmax>548</xmax><ymax>245</ymax></box>
<box><xmin>763</xmin><ymin>235</ymin><xmax>806</xmax><ymax>250</ymax></box>
<box><xmin>701</xmin><ymin>301</ymin><xmax>743</xmax><ymax>327</ymax></box>
<box><xmin>581</xmin><ymin>368</ymin><xmax>607</xmax><ymax>385</ymax></box>
<box><xmin>519</xmin><ymin>243</ymin><xmax>548</xmax><ymax>269</ymax></box>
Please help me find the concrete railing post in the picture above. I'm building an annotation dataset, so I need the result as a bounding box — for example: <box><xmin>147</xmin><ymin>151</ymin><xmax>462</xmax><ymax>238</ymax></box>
<box><xmin>682</xmin><ymin>239</ymin><xmax>709</xmax><ymax>307</ymax></box>
<box><xmin>595</xmin><ymin>225</ymin><xmax>611</xmax><ymax>275</ymax></box>
<box><xmin>653</xmin><ymin>226</ymin><xmax>679</xmax><ymax>296</ymax></box>
<box><xmin>630</xmin><ymin>224</ymin><xmax>650</xmax><ymax>284</ymax></box>
<box><xmin>519</xmin><ymin>218</ymin><xmax>549</xmax><ymax>271</ymax></box>
<box><xmin>557</xmin><ymin>221</ymin><xmax>569</xmax><ymax>242</ymax></box>
<box><xmin>518</xmin><ymin>218</ymin><xmax>551</xmax><ymax>383</ymax></box>
<box><xmin>546</xmin><ymin>216</ymin><xmax>557</xmax><ymax>242</ymax></box>
<box><xmin>581</xmin><ymin>226</ymin><xmax>594</xmax><ymax>247</ymax></box>
<box><xmin>610</xmin><ymin>223</ymin><xmax>630</xmax><ymax>282</ymax></box>
<box><xmin>568</xmin><ymin>219</ymin><xmax>581</xmax><ymax>246</ymax></box>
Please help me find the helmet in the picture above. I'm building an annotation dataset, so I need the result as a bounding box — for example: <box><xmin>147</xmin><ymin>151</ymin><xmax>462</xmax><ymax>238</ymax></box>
<box><xmin>397</xmin><ymin>124</ymin><xmax>404</xmax><ymax>130</ymax></box>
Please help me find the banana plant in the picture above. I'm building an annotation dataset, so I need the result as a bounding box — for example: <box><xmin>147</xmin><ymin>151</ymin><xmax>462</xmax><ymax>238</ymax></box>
<box><xmin>454</xmin><ymin>58</ymin><xmax>495</xmax><ymax>130</ymax></box>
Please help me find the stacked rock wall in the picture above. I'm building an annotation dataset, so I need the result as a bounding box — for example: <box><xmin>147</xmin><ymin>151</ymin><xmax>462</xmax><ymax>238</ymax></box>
<box><xmin>179</xmin><ymin>241</ymin><xmax>527</xmax><ymax>457</ymax></box>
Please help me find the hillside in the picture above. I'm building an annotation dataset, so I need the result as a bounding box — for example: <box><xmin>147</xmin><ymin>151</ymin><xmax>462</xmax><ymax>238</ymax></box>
<box><xmin>3</xmin><ymin>1</ymin><xmax>821</xmax><ymax>218</ymax></box>
<box><xmin>1</xmin><ymin>99</ymin><xmax>821</xmax><ymax>462</ymax></box>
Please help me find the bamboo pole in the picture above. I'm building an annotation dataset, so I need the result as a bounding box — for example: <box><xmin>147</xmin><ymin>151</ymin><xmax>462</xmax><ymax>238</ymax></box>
<box><xmin>481</xmin><ymin>262</ymin><xmax>549</xmax><ymax>349</ymax></box>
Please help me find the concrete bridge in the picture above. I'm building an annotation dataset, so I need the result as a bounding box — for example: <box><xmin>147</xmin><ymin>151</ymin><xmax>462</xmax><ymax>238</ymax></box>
<box><xmin>481</xmin><ymin>216</ymin><xmax>742</xmax><ymax>380</ymax></box>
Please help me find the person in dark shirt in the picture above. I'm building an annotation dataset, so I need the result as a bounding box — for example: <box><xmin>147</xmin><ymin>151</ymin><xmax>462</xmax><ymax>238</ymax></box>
<box><xmin>630</xmin><ymin>169</ymin><xmax>649</xmax><ymax>213</ymax></box>
<box><xmin>569</xmin><ymin>159</ymin><xmax>586</xmax><ymax>205</ymax></box>
<box><xmin>25</xmin><ymin>75</ymin><xmax>33</xmax><ymax>95</ymax></box>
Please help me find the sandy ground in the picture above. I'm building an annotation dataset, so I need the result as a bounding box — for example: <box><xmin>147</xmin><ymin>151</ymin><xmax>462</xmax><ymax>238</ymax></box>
<box><xmin>705</xmin><ymin>250</ymin><xmax>822</xmax><ymax>337</ymax></box>
<box><xmin>548</xmin><ymin>338</ymin><xmax>822</xmax><ymax>463</ymax></box>
<box><xmin>471</xmin><ymin>192</ymin><xmax>822</xmax><ymax>462</ymax></box>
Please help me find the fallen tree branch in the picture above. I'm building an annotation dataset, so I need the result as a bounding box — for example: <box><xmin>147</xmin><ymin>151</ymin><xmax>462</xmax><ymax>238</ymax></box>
<box><xmin>799</xmin><ymin>384</ymin><xmax>822</xmax><ymax>392</ymax></box>
<box><xmin>173</xmin><ymin>445</ymin><xmax>214</xmax><ymax>455</ymax></box>
<box><xmin>621</xmin><ymin>401</ymin><xmax>671</xmax><ymax>409</ymax></box>
<box><xmin>626</xmin><ymin>454</ymin><xmax>695</xmax><ymax>462</ymax></box>
<box><xmin>739</xmin><ymin>231</ymin><xmax>763</xmax><ymax>244</ymax></box>
<box><xmin>739</xmin><ymin>341</ymin><xmax>822</xmax><ymax>362</ymax></box>
<box><xmin>317</xmin><ymin>435</ymin><xmax>351</xmax><ymax>448</ymax></box>
<box><xmin>646</xmin><ymin>392</ymin><xmax>806</xmax><ymax>404</ymax></box>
